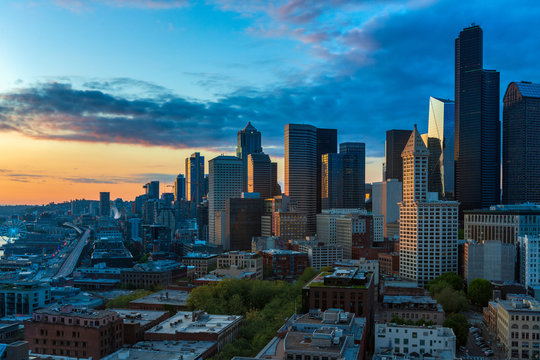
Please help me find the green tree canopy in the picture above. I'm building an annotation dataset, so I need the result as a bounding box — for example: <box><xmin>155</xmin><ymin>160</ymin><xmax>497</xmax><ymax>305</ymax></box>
<box><xmin>443</xmin><ymin>313</ymin><xmax>470</xmax><ymax>347</ymax></box>
<box><xmin>428</xmin><ymin>272</ymin><xmax>464</xmax><ymax>295</ymax></box>
<box><xmin>467</xmin><ymin>278</ymin><xmax>493</xmax><ymax>306</ymax></box>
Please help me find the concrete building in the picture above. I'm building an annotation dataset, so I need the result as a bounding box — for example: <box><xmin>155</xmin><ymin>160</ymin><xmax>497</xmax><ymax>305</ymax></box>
<box><xmin>285</xmin><ymin>124</ymin><xmax>318</xmax><ymax>235</ymax></box>
<box><xmin>208</xmin><ymin>155</ymin><xmax>243</xmax><ymax>247</ymax></box>
<box><xmin>225</xmin><ymin>196</ymin><xmax>264</xmax><ymax>251</ymax></box>
<box><xmin>302</xmin><ymin>243</ymin><xmax>344</xmax><ymax>270</ymax></box>
<box><xmin>317</xmin><ymin>208</ymin><xmax>368</xmax><ymax>245</ymax></box>
<box><xmin>464</xmin><ymin>240</ymin><xmax>515</xmax><ymax>283</ymax></box>
<box><xmin>377</xmin><ymin>295</ymin><xmax>445</xmax><ymax>325</ymax></box>
<box><xmin>215</xmin><ymin>251</ymin><xmax>263</xmax><ymax>280</ymax></box>
<box><xmin>109</xmin><ymin>309</ymin><xmax>170</xmax><ymax>345</ymax></box>
<box><xmin>493</xmin><ymin>295</ymin><xmax>540</xmax><ymax>359</ymax></box>
<box><xmin>335</xmin><ymin>213</ymin><xmax>383</xmax><ymax>259</ymax></box>
<box><xmin>374</xmin><ymin>324</ymin><xmax>456</xmax><ymax>360</ymax></box>
<box><xmin>261</xmin><ymin>249</ymin><xmax>309</xmax><ymax>280</ymax></box>
<box><xmin>181</xmin><ymin>253</ymin><xmax>218</xmax><ymax>276</ymax></box>
<box><xmin>0</xmin><ymin>282</ymin><xmax>51</xmax><ymax>317</ymax></box>
<box><xmin>503</xmin><ymin>82</ymin><xmax>540</xmax><ymax>204</ymax></box>
<box><xmin>144</xmin><ymin>310</ymin><xmax>242</xmax><ymax>351</ymax></box>
<box><xmin>120</xmin><ymin>261</ymin><xmax>188</xmax><ymax>289</ymax></box>
<box><xmin>372</xmin><ymin>179</ymin><xmax>402</xmax><ymax>239</ymax></box>
<box><xmin>399</xmin><ymin>126</ymin><xmax>459</xmax><ymax>286</ymax></box>
<box><xmin>102</xmin><ymin>340</ymin><xmax>216</xmax><ymax>360</ymax></box>
<box><xmin>128</xmin><ymin>289</ymin><xmax>190</xmax><ymax>312</ymax></box>
<box><xmin>24</xmin><ymin>306</ymin><xmax>123</xmax><ymax>359</ymax></box>
<box><xmin>465</xmin><ymin>203</ymin><xmax>540</xmax><ymax>245</ymax></box>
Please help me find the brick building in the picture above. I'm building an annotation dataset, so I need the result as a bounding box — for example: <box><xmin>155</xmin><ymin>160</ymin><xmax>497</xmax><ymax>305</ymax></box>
<box><xmin>261</xmin><ymin>249</ymin><xmax>309</xmax><ymax>280</ymax></box>
<box><xmin>181</xmin><ymin>253</ymin><xmax>218</xmax><ymax>277</ymax></box>
<box><xmin>377</xmin><ymin>295</ymin><xmax>445</xmax><ymax>325</ymax></box>
<box><xmin>378</xmin><ymin>252</ymin><xmax>399</xmax><ymax>276</ymax></box>
<box><xmin>109</xmin><ymin>309</ymin><xmax>170</xmax><ymax>345</ymax></box>
<box><xmin>24</xmin><ymin>305</ymin><xmax>123</xmax><ymax>359</ymax></box>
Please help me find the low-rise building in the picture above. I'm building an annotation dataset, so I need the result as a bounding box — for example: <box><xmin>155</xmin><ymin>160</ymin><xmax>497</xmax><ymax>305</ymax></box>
<box><xmin>293</xmin><ymin>240</ymin><xmax>344</xmax><ymax>270</ymax></box>
<box><xmin>215</xmin><ymin>251</ymin><xmax>263</xmax><ymax>280</ymax></box>
<box><xmin>102</xmin><ymin>340</ymin><xmax>217</xmax><ymax>360</ymax></box>
<box><xmin>144</xmin><ymin>310</ymin><xmax>242</xmax><ymax>351</ymax></box>
<box><xmin>494</xmin><ymin>295</ymin><xmax>540</xmax><ymax>359</ymax></box>
<box><xmin>24</xmin><ymin>305</ymin><xmax>123</xmax><ymax>359</ymax></box>
<box><xmin>379</xmin><ymin>252</ymin><xmax>399</xmax><ymax>276</ymax></box>
<box><xmin>0</xmin><ymin>282</ymin><xmax>51</xmax><ymax>317</ymax></box>
<box><xmin>109</xmin><ymin>309</ymin><xmax>170</xmax><ymax>345</ymax></box>
<box><xmin>261</xmin><ymin>249</ymin><xmax>309</xmax><ymax>280</ymax></box>
<box><xmin>374</xmin><ymin>323</ymin><xmax>456</xmax><ymax>360</ymax></box>
<box><xmin>377</xmin><ymin>295</ymin><xmax>444</xmax><ymax>325</ymax></box>
<box><xmin>120</xmin><ymin>261</ymin><xmax>188</xmax><ymax>289</ymax></box>
<box><xmin>128</xmin><ymin>289</ymin><xmax>189</xmax><ymax>312</ymax></box>
<box><xmin>181</xmin><ymin>253</ymin><xmax>218</xmax><ymax>277</ymax></box>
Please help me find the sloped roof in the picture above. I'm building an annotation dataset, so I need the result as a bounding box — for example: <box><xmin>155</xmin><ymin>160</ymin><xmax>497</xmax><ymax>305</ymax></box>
<box><xmin>401</xmin><ymin>125</ymin><xmax>428</xmax><ymax>157</ymax></box>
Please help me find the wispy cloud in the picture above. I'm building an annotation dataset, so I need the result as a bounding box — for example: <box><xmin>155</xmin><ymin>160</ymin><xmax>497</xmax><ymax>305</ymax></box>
<box><xmin>55</xmin><ymin>0</ymin><xmax>189</xmax><ymax>11</ymax></box>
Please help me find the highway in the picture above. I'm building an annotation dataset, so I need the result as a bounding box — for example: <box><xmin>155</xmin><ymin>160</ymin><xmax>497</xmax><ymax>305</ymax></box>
<box><xmin>54</xmin><ymin>228</ymin><xmax>90</xmax><ymax>279</ymax></box>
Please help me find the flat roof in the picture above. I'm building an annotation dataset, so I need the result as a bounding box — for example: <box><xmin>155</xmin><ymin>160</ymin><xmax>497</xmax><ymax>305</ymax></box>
<box><xmin>102</xmin><ymin>340</ymin><xmax>216</xmax><ymax>360</ymax></box>
<box><xmin>146</xmin><ymin>311</ymin><xmax>242</xmax><ymax>335</ymax></box>
<box><xmin>109</xmin><ymin>309</ymin><xmax>169</xmax><ymax>326</ymax></box>
<box><xmin>130</xmin><ymin>290</ymin><xmax>189</xmax><ymax>306</ymax></box>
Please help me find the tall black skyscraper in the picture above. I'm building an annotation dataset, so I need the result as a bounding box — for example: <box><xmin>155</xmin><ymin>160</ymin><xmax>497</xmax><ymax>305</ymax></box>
<box><xmin>455</xmin><ymin>25</ymin><xmax>500</xmax><ymax>211</ymax></box>
<box><xmin>503</xmin><ymin>81</ymin><xmax>540</xmax><ymax>204</ymax></box>
<box><xmin>99</xmin><ymin>192</ymin><xmax>110</xmax><ymax>217</ymax></box>
<box><xmin>316</xmin><ymin>128</ymin><xmax>337</xmax><ymax>213</ymax></box>
<box><xmin>144</xmin><ymin>181</ymin><xmax>159</xmax><ymax>200</ymax></box>
<box><xmin>185</xmin><ymin>152</ymin><xmax>205</xmax><ymax>205</ymax></box>
<box><xmin>341</xmin><ymin>142</ymin><xmax>366</xmax><ymax>208</ymax></box>
<box><xmin>385</xmin><ymin>130</ymin><xmax>412</xmax><ymax>182</ymax></box>
<box><xmin>237</xmin><ymin>122</ymin><xmax>263</xmax><ymax>192</ymax></box>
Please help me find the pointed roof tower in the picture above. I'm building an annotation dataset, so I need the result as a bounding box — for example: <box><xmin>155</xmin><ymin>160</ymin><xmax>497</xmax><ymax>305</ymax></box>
<box><xmin>401</xmin><ymin>124</ymin><xmax>429</xmax><ymax>158</ymax></box>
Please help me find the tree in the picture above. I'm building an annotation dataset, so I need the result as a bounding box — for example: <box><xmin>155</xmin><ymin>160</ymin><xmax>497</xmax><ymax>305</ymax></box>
<box><xmin>428</xmin><ymin>272</ymin><xmax>464</xmax><ymax>295</ymax></box>
<box><xmin>443</xmin><ymin>313</ymin><xmax>470</xmax><ymax>347</ymax></box>
<box><xmin>468</xmin><ymin>278</ymin><xmax>493</xmax><ymax>306</ymax></box>
<box><xmin>434</xmin><ymin>287</ymin><xmax>469</xmax><ymax>313</ymax></box>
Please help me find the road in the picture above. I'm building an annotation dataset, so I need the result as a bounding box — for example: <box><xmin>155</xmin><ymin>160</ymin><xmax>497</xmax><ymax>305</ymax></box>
<box><xmin>54</xmin><ymin>228</ymin><xmax>90</xmax><ymax>279</ymax></box>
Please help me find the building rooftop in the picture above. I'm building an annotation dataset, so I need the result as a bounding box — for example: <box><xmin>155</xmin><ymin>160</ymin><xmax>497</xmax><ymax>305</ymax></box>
<box><xmin>109</xmin><ymin>309</ymin><xmax>169</xmax><ymax>327</ymax></box>
<box><xmin>183</xmin><ymin>252</ymin><xmax>218</xmax><ymax>259</ymax></box>
<box><xmin>130</xmin><ymin>290</ymin><xmax>189</xmax><ymax>307</ymax></box>
<box><xmin>262</xmin><ymin>249</ymin><xmax>307</xmax><ymax>256</ymax></box>
<box><xmin>102</xmin><ymin>340</ymin><xmax>216</xmax><ymax>360</ymax></box>
<box><xmin>146</xmin><ymin>311</ymin><xmax>242</xmax><ymax>335</ymax></box>
<box><xmin>514</xmin><ymin>81</ymin><xmax>540</xmax><ymax>98</ymax></box>
<box><xmin>305</xmin><ymin>267</ymin><xmax>372</xmax><ymax>289</ymax></box>
<box><xmin>33</xmin><ymin>305</ymin><xmax>119</xmax><ymax>320</ymax></box>
<box><xmin>465</xmin><ymin>203</ymin><xmax>540</xmax><ymax>215</ymax></box>
<box><xmin>498</xmin><ymin>295</ymin><xmax>540</xmax><ymax>312</ymax></box>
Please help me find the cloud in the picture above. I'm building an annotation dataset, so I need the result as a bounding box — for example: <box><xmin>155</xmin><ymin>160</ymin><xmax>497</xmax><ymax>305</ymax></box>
<box><xmin>55</xmin><ymin>0</ymin><xmax>189</xmax><ymax>11</ymax></box>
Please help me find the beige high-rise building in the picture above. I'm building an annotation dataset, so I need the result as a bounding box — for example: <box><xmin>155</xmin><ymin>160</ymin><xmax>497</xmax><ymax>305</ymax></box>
<box><xmin>399</xmin><ymin>126</ymin><xmax>459</xmax><ymax>286</ymax></box>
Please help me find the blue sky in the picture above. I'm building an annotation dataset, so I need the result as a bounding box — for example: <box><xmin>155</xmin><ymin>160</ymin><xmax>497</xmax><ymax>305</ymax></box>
<box><xmin>0</xmin><ymin>0</ymin><xmax>539</xmax><ymax>203</ymax></box>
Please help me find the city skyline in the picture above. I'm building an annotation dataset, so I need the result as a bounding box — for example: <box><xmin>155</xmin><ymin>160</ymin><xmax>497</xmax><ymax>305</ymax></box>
<box><xmin>1</xmin><ymin>1</ymin><xmax>540</xmax><ymax>204</ymax></box>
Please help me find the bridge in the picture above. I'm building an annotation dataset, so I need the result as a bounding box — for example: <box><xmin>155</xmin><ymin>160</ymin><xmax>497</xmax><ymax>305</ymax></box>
<box><xmin>54</xmin><ymin>228</ymin><xmax>90</xmax><ymax>279</ymax></box>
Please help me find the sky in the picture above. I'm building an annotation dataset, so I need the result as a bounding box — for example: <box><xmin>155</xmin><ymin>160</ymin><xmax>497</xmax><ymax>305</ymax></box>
<box><xmin>1</xmin><ymin>0</ymin><xmax>539</xmax><ymax>205</ymax></box>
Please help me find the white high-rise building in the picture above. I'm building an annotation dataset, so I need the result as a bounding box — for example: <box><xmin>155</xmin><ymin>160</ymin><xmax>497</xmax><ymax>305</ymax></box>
<box><xmin>208</xmin><ymin>156</ymin><xmax>243</xmax><ymax>247</ymax></box>
<box><xmin>399</xmin><ymin>126</ymin><xmax>459</xmax><ymax>286</ymax></box>
<box><xmin>316</xmin><ymin>208</ymin><xmax>367</xmax><ymax>245</ymax></box>
<box><xmin>372</xmin><ymin>179</ymin><xmax>402</xmax><ymax>239</ymax></box>
<box><xmin>518</xmin><ymin>235</ymin><xmax>540</xmax><ymax>290</ymax></box>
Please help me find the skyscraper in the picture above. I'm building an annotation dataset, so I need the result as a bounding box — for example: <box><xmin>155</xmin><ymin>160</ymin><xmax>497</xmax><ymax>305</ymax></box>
<box><xmin>427</xmin><ymin>97</ymin><xmax>455</xmax><ymax>199</ymax></box>
<box><xmin>285</xmin><ymin>124</ymin><xmax>317</xmax><ymax>234</ymax></box>
<box><xmin>174</xmin><ymin>174</ymin><xmax>185</xmax><ymax>202</ymax></box>
<box><xmin>455</xmin><ymin>25</ymin><xmax>500</xmax><ymax>211</ymax></box>
<box><xmin>99</xmin><ymin>192</ymin><xmax>110</xmax><ymax>217</ymax></box>
<box><xmin>143</xmin><ymin>181</ymin><xmax>159</xmax><ymax>200</ymax></box>
<box><xmin>208</xmin><ymin>155</ymin><xmax>243</xmax><ymax>247</ymax></box>
<box><xmin>247</xmin><ymin>152</ymin><xmax>274</xmax><ymax>199</ymax></box>
<box><xmin>185</xmin><ymin>152</ymin><xmax>205</xmax><ymax>205</ymax></box>
<box><xmin>316</xmin><ymin>128</ymin><xmax>338</xmax><ymax>213</ymax></box>
<box><xmin>385</xmin><ymin>130</ymin><xmax>412</xmax><ymax>182</ymax></box>
<box><xmin>237</xmin><ymin>122</ymin><xmax>263</xmax><ymax>191</ymax></box>
<box><xmin>340</xmin><ymin>142</ymin><xmax>365</xmax><ymax>208</ymax></box>
<box><xmin>503</xmin><ymin>82</ymin><xmax>540</xmax><ymax>204</ymax></box>
<box><xmin>321</xmin><ymin>153</ymin><xmax>343</xmax><ymax>210</ymax></box>
<box><xmin>399</xmin><ymin>126</ymin><xmax>459</xmax><ymax>286</ymax></box>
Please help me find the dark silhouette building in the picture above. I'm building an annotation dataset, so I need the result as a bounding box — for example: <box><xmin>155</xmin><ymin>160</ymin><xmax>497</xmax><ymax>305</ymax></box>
<box><xmin>237</xmin><ymin>122</ymin><xmax>263</xmax><ymax>191</ymax></box>
<box><xmin>316</xmin><ymin>128</ymin><xmax>338</xmax><ymax>213</ymax></box>
<box><xmin>99</xmin><ymin>192</ymin><xmax>110</xmax><ymax>217</ymax></box>
<box><xmin>503</xmin><ymin>82</ymin><xmax>540</xmax><ymax>204</ymax></box>
<box><xmin>385</xmin><ymin>130</ymin><xmax>412</xmax><ymax>182</ymax></box>
<box><xmin>247</xmin><ymin>152</ymin><xmax>279</xmax><ymax>199</ymax></box>
<box><xmin>144</xmin><ymin>181</ymin><xmax>160</xmax><ymax>200</ymax></box>
<box><xmin>185</xmin><ymin>152</ymin><xmax>205</xmax><ymax>205</ymax></box>
<box><xmin>174</xmin><ymin>174</ymin><xmax>185</xmax><ymax>202</ymax></box>
<box><xmin>321</xmin><ymin>153</ymin><xmax>343</xmax><ymax>209</ymax></box>
<box><xmin>225</xmin><ymin>197</ymin><xmax>264</xmax><ymax>251</ymax></box>
<box><xmin>455</xmin><ymin>25</ymin><xmax>500</xmax><ymax>211</ymax></box>
<box><xmin>341</xmin><ymin>142</ymin><xmax>366</xmax><ymax>208</ymax></box>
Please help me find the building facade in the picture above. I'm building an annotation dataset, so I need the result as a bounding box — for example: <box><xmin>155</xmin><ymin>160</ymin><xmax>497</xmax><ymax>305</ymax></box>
<box><xmin>261</xmin><ymin>249</ymin><xmax>309</xmax><ymax>280</ymax></box>
<box><xmin>399</xmin><ymin>126</ymin><xmax>459</xmax><ymax>286</ymax></box>
<box><xmin>185</xmin><ymin>152</ymin><xmax>205</xmax><ymax>204</ymax></box>
<box><xmin>237</xmin><ymin>122</ymin><xmax>263</xmax><ymax>192</ymax></box>
<box><xmin>99</xmin><ymin>192</ymin><xmax>110</xmax><ymax>217</ymax></box>
<box><xmin>464</xmin><ymin>240</ymin><xmax>515</xmax><ymax>283</ymax></box>
<box><xmin>225</xmin><ymin>197</ymin><xmax>264</xmax><ymax>251</ymax></box>
<box><xmin>385</xmin><ymin>130</ymin><xmax>412</xmax><ymax>182</ymax></box>
<box><xmin>503</xmin><ymin>82</ymin><xmax>540</xmax><ymax>204</ymax></box>
<box><xmin>0</xmin><ymin>282</ymin><xmax>51</xmax><ymax>317</ymax></box>
<box><xmin>208</xmin><ymin>155</ymin><xmax>243</xmax><ymax>247</ymax></box>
